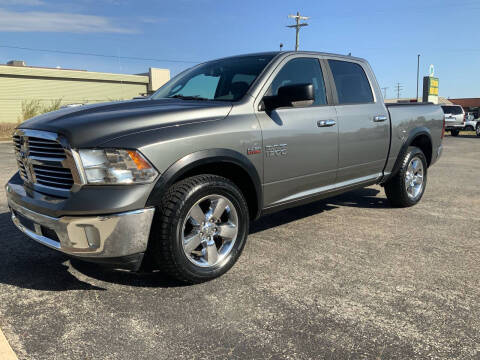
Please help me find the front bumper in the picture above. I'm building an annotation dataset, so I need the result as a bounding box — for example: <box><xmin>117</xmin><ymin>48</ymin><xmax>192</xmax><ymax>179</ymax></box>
<box><xmin>8</xmin><ymin>197</ymin><xmax>155</xmax><ymax>270</ymax></box>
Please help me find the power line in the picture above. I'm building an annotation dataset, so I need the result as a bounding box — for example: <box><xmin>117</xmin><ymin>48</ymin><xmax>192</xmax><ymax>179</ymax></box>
<box><xmin>0</xmin><ymin>45</ymin><xmax>200</xmax><ymax>64</ymax></box>
<box><xmin>287</xmin><ymin>12</ymin><xmax>309</xmax><ymax>51</ymax></box>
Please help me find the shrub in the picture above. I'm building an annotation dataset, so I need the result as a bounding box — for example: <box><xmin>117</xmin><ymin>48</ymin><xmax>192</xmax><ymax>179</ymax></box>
<box><xmin>18</xmin><ymin>99</ymin><xmax>64</xmax><ymax>123</ymax></box>
<box><xmin>19</xmin><ymin>99</ymin><xmax>42</xmax><ymax>122</ymax></box>
<box><xmin>41</xmin><ymin>99</ymin><xmax>63</xmax><ymax>114</ymax></box>
<box><xmin>0</xmin><ymin>122</ymin><xmax>17</xmax><ymax>139</ymax></box>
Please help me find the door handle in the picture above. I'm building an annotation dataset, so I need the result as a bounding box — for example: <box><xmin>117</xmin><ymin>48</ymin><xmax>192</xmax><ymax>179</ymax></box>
<box><xmin>317</xmin><ymin>119</ymin><xmax>336</xmax><ymax>127</ymax></box>
<box><xmin>373</xmin><ymin>115</ymin><xmax>388</xmax><ymax>122</ymax></box>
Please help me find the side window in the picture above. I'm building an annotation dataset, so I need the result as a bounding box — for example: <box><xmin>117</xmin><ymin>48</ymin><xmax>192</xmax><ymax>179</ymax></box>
<box><xmin>328</xmin><ymin>60</ymin><xmax>374</xmax><ymax>104</ymax></box>
<box><xmin>267</xmin><ymin>58</ymin><xmax>327</xmax><ymax>105</ymax></box>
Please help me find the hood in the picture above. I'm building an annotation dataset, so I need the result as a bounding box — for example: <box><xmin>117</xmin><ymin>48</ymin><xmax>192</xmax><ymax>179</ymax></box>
<box><xmin>19</xmin><ymin>99</ymin><xmax>232</xmax><ymax>148</ymax></box>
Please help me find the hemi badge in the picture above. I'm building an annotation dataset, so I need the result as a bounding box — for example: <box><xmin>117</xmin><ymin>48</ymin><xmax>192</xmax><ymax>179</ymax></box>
<box><xmin>247</xmin><ymin>146</ymin><xmax>261</xmax><ymax>155</ymax></box>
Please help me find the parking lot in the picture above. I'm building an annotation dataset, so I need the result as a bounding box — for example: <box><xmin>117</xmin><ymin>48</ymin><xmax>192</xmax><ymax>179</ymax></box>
<box><xmin>0</xmin><ymin>135</ymin><xmax>479</xmax><ymax>360</ymax></box>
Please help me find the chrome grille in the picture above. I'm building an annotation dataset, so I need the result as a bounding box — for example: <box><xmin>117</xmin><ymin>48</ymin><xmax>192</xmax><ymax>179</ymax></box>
<box><xmin>13</xmin><ymin>130</ymin><xmax>78</xmax><ymax>193</ymax></box>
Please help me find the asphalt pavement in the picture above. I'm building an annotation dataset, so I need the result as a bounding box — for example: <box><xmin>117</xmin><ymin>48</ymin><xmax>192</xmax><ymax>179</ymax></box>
<box><xmin>0</xmin><ymin>135</ymin><xmax>479</xmax><ymax>359</ymax></box>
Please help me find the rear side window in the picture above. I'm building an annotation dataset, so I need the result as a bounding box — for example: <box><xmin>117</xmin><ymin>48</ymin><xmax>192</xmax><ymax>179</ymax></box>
<box><xmin>267</xmin><ymin>57</ymin><xmax>327</xmax><ymax>105</ymax></box>
<box><xmin>441</xmin><ymin>106</ymin><xmax>463</xmax><ymax>115</ymax></box>
<box><xmin>328</xmin><ymin>60</ymin><xmax>374</xmax><ymax>104</ymax></box>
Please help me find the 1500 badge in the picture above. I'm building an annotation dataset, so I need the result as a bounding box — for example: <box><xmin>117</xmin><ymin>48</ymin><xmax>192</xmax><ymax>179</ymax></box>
<box><xmin>265</xmin><ymin>144</ymin><xmax>288</xmax><ymax>157</ymax></box>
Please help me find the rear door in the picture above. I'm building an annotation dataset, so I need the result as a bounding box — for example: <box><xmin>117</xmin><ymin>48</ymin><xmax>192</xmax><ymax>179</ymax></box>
<box><xmin>326</xmin><ymin>58</ymin><xmax>390</xmax><ymax>183</ymax></box>
<box><xmin>255</xmin><ymin>55</ymin><xmax>339</xmax><ymax>207</ymax></box>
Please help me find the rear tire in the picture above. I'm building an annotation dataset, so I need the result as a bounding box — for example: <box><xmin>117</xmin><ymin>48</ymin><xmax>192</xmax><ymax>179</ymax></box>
<box><xmin>149</xmin><ymin>175</ymin><xmax>249</xmax><ymax>283</ymax></box>
<box><xmin>451</xmin><ymin>129</ymin><xmax>460</xmax><ymax>136</ymax></box>
<box><xmin>384</xmin><ymin>146</ymin><xmax>428</xmax><ymax>208</ymax></box>
<box><xmin>476</xmin><ymin>123</ymin><xmax>480</xmax><ymax>137</ymax></box>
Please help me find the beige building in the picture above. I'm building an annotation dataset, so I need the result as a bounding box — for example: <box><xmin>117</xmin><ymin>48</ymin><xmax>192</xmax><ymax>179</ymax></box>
<box><xmin>0</xmin><ymin>60</ymin><xmax>170</xmax><ymax>123</ymax></box>
<box><xmin>384</xmin><ymin>96</ymin><xmax>453</xmax><ymax>105</ymax></box>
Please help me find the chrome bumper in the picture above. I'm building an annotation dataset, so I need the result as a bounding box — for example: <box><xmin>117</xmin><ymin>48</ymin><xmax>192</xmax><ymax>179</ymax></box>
<box><xmin>8</xmin><ymin>199</ymin><xmax>155</xmax><ymax>262</ymax></box>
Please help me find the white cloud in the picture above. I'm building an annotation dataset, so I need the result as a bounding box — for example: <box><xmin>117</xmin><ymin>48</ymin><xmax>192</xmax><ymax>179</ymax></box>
<box><xmin>0</xmin><ymin>0</ymin><xmax>45</xmax><ymax>5</ymax></box>
<box><xmin>0</xmin><ymin>8</ymin><xmax>137</xmax><ymax>33</ymax></box>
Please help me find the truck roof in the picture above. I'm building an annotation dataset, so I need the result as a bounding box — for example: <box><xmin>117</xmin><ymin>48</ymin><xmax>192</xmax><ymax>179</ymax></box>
<box><xmin>206</xmin><ymin>51</ymin><xmax>368</xmax><ymax>64</ymax></box>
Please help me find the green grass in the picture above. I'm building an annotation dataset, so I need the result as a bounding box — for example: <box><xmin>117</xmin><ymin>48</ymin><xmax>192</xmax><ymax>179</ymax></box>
<box><xmin>446</xmin><ymin>131</ymin><xmax>477</xmax><ymax>136</ymax></box>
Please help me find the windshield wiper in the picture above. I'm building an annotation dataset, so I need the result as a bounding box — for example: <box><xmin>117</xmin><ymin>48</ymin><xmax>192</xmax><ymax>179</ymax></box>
<box><xmin>167</xmin><ymin>94</ymin><xmax>210</xmax><ymax>101</ymax></box>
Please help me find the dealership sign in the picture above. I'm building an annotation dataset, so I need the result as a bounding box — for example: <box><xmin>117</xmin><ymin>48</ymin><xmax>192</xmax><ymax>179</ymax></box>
<box><xmin>423</xmin><ymin>65</ymin><xmax>439</xmax><ymax>104</ymax></box>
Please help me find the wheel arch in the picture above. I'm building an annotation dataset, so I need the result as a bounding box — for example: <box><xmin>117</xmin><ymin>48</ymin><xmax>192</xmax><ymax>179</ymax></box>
<box><xmin>145</xmin><ymin>149</ymin><xmax>263</xmax><ymax>220</ymax></box>
<box><xmin>388</xmin><ymin>127</ymin><xmax>433</xmax><ymax>180</ymax></box>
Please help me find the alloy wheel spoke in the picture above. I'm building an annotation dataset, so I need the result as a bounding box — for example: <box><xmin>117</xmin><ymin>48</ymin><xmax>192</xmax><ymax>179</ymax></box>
<box><xmin>184</xmin><ymin>232</ymin><xmax>202</xmax><ymax>253</ymax></box>
<box><xmin>204</xmin><ymin>238</ymin><xmax>219</xmax><ymax>265</ymax></box>
<box><xmin>411</xmin><ymin>159</ymin><xmax>419</xmax><ymax>170</ymax></box>
<box><xmin>189</xmin><ymin>204</ymin><xmax>206</xmax><ymax>225</ymax></box>
<box><xmin>415</xmin><ymin>174</ymin><xmax>423</xmax><ymax>184</ymax></box>
<box><xmin>210</xmin><ymin>198</ymin><xmax>228</xmax><ymax>221</ymax></box>
<box><xmin>217</xmin><ymin>222</ymin><xmax>237</xmax><ymax>240</ymax></box>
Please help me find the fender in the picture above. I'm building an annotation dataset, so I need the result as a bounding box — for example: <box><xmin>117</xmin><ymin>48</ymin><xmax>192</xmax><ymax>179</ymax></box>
<box><xmin>145</xmin><ymin>148</ymin><xmax>263</xmax><ymax>218</ymax></box>
<box><xmin>386</xmin><ymin>126</ymin><xmax>432</xmax><ymax>182</ymax></box>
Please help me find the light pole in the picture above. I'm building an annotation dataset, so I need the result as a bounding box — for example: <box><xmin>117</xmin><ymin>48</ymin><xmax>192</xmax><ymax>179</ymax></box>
<box><xmin>416</xmin><ymin>54</ymin><xmax>420</xmax><ymax>101</ymax></box>
<box><xmin>287</xmin><ymin>12</ymin><xmax>309</xmax><ymax>51</ymax></box>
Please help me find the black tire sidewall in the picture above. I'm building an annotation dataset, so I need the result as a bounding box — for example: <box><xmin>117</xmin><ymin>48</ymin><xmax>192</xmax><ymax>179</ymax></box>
<box><xmin>166</xmin><ymin>178</ymin><xmax>249</xmax><ymax>281</ymax></box>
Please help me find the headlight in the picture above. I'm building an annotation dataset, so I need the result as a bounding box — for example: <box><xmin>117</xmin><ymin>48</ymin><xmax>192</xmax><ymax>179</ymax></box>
<box><xmin>78</xmin><ymin>149</ymin><xmax>158</xmax><ymax>185</ymax></box>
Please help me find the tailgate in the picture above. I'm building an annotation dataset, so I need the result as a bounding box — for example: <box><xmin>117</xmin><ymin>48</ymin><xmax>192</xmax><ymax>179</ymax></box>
<box><xmin>445</xmin><ymin>114</ymin><xmax>464</xmax><ymax>127</ymax></box>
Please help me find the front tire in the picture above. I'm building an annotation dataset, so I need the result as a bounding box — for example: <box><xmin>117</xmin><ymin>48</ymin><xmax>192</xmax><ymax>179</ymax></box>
<box><xmin>451</xmin><ymin>129</ymin><xmax>460</xmax><ymax>136</ymax></box>
<box><xmin>150</xmin><ymin>175</ymin><xmax>249</xmax><ymax>283</ymax></box>
<box><xmin>385</xmin><ymin>146</ymin><xmax>428</xmax><ymax>207</ymax></box>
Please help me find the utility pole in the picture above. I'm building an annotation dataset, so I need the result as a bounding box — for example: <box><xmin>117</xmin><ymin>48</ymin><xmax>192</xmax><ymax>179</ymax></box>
<box><xmin>416</xmin><ymin>54</ymin><xmax>420</xmax><ymax>101</ymax></box>
<box><xmin>395</xmin><ymin>83</ymin><xmax>403</xmax><ymax>99</ymax></box>
<box><xmin>287</xmin><ymin>12</ymin><xmax>309</xmax><ymax>51</ymax></box>
<box><xmin>381</xmin><ymin>87</ymin><xmax>388</xmax><ymax>99</ymax></box>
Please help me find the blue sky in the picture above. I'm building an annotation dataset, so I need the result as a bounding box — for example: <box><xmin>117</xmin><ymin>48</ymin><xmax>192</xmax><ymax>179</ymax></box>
<box><xmin>0</xmin><ymin>0</ymin><xmax>478</xmax><ymax>99</ymax></box>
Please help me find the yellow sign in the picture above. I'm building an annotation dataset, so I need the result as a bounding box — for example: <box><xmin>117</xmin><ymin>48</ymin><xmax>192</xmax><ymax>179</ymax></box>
<box><xmin>429</xmin><ymin>77</ymin><xmax>439</xmax><ymax>96</ymax></box>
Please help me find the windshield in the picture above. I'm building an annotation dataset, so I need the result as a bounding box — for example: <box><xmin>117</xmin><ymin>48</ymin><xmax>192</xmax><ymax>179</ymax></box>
<box><xmin>151</xmin><ymin>54</ymin><xmax>275</xmax><ymax>102</ymax></box>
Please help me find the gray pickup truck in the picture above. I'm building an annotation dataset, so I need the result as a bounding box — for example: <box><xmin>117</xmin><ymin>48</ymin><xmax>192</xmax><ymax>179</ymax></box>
<box><xmin>6</xmin><ymin>51</ymin><xmax>444</xmax><ymax>283</ymax></box>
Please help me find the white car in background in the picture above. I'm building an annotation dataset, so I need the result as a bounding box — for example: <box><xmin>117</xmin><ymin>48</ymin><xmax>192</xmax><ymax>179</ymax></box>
<box><xmin>441</xmin><ymin>105</ymin><xmax>465</xmax><ymax>136</ymax></box>
<box><xmin>463</xmin><ymin>113</ymin><xmax>480</xmax><ymax>136</ymax></box>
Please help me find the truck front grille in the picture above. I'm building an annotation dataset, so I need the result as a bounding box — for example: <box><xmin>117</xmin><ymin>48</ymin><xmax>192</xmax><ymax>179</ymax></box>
<box><xmin>13</xmin><ymin>130</ymin><xmax>80</xmax><ymax>195</ymax></box>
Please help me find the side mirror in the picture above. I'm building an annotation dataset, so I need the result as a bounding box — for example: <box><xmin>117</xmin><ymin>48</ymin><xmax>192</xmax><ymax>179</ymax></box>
<box><xmin>262</xmin><ymin>83</ymin><xmax>314</xmax><ymax>111</ymax></box>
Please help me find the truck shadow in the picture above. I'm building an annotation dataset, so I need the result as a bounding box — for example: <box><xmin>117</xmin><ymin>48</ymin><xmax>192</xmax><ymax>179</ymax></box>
<box><xmin>0</xmin><ymin>212</ymin><xmax>187</xmax><ymax>290</ymax></box>
<box><xmin>251</xmin><ymin>187</ymin><xmax>387</xmax><ymax>234</ymax></box>
<box><xmin>0</xmin><ymin>187</ymin><xmax>387</xmax><ymax>290</ymax></box>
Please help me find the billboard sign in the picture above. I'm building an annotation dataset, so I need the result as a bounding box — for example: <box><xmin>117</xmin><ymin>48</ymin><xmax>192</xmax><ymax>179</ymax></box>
<box><xmin>423</xmin><ymin>65</ymin><xmax>439</xmax><ymax>104</ymax></box>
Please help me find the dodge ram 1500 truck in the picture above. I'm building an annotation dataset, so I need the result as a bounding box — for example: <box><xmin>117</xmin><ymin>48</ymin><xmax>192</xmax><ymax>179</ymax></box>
<box><xmin>6</xmin><ymin>51</ymin><xmax>444</xmax><ymax>283</ymax></box>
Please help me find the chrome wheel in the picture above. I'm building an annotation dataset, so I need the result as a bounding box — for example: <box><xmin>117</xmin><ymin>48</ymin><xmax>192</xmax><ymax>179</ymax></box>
<box><xmin>181</xmin><ymin>194</ymin><xmax>238</xmax><ymax>268</ymax></box>
<box><xmin>405</xmin><ymin>156</ymin><xmax>424</xmax><ymax>200</ymax></box>
<box><xmin>476</xmin><ymin>125</ymin><xmax>480</xmax><ymax>136</ymax></box>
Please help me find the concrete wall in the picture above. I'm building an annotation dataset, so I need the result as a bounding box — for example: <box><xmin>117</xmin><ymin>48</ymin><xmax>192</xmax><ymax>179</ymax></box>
<box><xmin>0</xmin><ymin>65</ymin><xmax>169</xmax><ymax>123</ymax></box>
